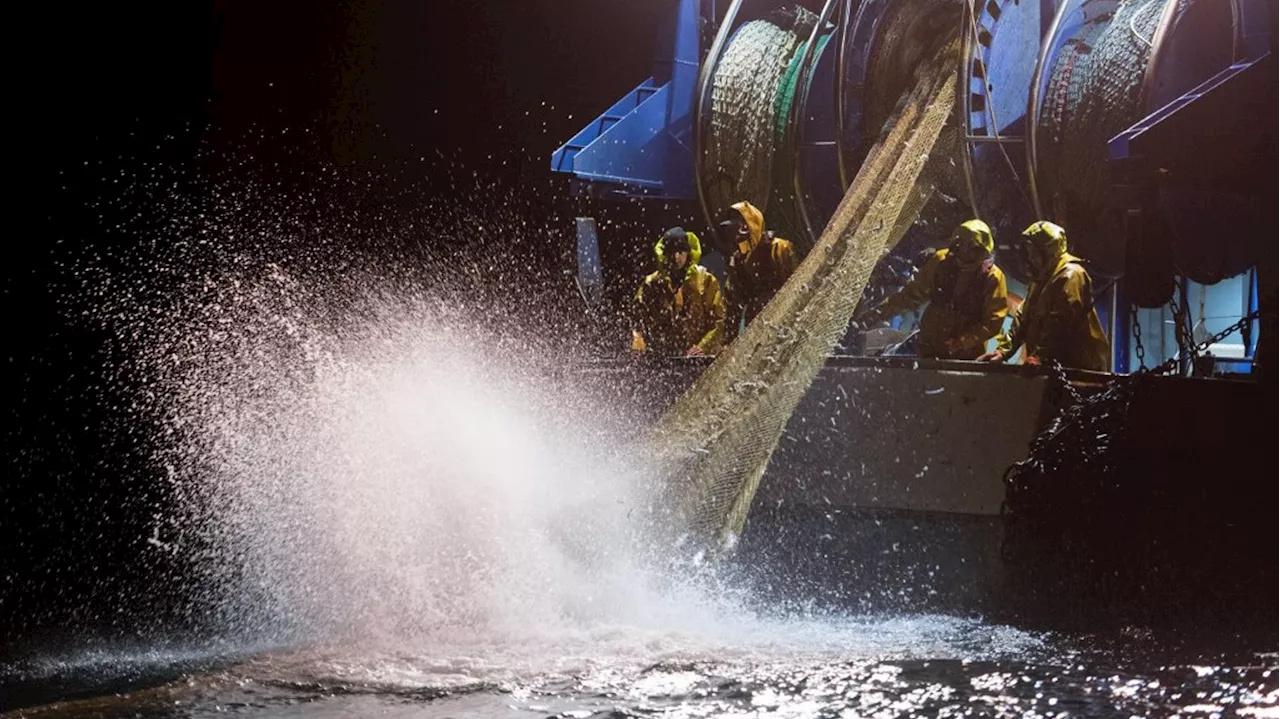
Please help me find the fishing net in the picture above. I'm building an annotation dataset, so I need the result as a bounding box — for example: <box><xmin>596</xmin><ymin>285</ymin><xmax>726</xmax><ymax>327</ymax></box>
<box><xmin>856</xmin><ymin>0</ymin><xmax>968</xmax><ymax>296</ymax></box>
<box><xmin>1037</xmin><ymin>0</ymin><xmax>1166</xmax><ymax>275</ymax></box>
<box><xmin>652</xmin><ymin>44</ymin><xmax>961</xmax><ymax>553</ymax></box>
<box><xmin>702</xmin><ymin>8</ymin><xmax>817</xmax><ymax>222</ymax></box>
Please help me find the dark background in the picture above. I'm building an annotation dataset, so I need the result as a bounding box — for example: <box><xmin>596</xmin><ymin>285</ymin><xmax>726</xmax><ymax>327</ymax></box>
<box><xmin>4</xmin><ymin>0</ymin><xmax>687</xmax><ymax>651</ymax></box>
<box><xmin>18</xmin><ymin>2</ymin><xmax>666</xmax><ymax>170</ymax></box>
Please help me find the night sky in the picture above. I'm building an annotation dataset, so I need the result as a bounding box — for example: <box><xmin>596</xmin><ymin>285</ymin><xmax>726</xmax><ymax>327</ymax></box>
<box><xmin>22</xmin><ymin>2</ymin><xmax>663</xmax><ymax>167</ymax></box>
<box><xmin>10</xmin><ymin>0</ymin><xmax>687</xmax><ymax>354</ymax></box>
<box><xmin>13</xmin><ymin>1</ymin><xmax>687</xmax><ymax>347</ymax></box>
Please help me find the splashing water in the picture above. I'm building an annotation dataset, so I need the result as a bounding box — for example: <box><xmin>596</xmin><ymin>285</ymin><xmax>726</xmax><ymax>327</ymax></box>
<box><xmin>189</xmin><ymin>312</ymin><xmax>643</xmax><ymax>639</ymax></box>
<box><xmin>108</xmin><ymin>265</ymin><xmax>1065</xmax><ymax>700</ymax></box>
<box><xmin>81</xmin><ymin>218</ymin><xmax>682</xmax><ymax>647</ymax></box>
<box><xmin>16</xmin><ymin>135</ymin><xmax>791</xmax><ymax>653</ymax></box>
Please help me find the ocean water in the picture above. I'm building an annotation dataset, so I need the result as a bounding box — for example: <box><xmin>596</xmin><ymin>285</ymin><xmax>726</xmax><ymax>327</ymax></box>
<box><xmin>4</xmin><ymin>611</ymin><xmax>1276</xmax><ymax>718</ymax></box>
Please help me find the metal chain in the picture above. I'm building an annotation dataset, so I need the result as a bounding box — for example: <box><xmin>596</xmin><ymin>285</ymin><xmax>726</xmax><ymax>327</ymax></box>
<box><xmin>1130</xmin><ymin>304</ymin><xmax>1147</xmax><ymax>371</ymax></box>
<box><xmin>1147</xmin><ymin>310</ymin><xmax>1261</xmax><ymax>376</ymax></box>
<box><xmin>1172</xmin><ymin>281</ymin><xmax>1198</xmax><ymax>369</ymax></box>
<box><xmin>1001</xmin><ymin>357</ymin><xmax>1135</xmax><ymax>519</ymax></box>
<box><xmin>1048</xmin><ymin>359</ymin><xmax>1084</xmax><ymax>404</ymax></box>
<box><xmin>1002</xmin><ymin>302</ymin><xmax>1261</xmax><ymax>538</ymax></box>
<box><xmin>1010</xmin><ymin>310</ymin><xmax>1260</xmax><ymax>504</ymax></box>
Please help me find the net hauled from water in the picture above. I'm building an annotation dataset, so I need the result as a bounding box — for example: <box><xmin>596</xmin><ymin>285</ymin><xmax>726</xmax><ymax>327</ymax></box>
<box><xmin>651</xmin><ymin>45</ymin><xmax>961</xmax><ymax>555</ymax></box>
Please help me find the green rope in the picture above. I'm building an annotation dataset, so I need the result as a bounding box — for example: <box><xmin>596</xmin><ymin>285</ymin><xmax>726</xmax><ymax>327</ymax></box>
<box><xmin>769</xmin><ymin>32</ymin><xmax>832</xmax><ymax>243</ymax></box>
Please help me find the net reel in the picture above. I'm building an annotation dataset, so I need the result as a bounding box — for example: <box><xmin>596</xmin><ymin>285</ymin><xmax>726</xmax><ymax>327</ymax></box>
<box><xmin>695</xmin><ymin>0</ymin><xmax>967</xmax><ymax>256</ymax></box>
<box><xmin>960</xmin><ymin>0</ymin><xmax>1272</xmax><ymax>284</ymax></box>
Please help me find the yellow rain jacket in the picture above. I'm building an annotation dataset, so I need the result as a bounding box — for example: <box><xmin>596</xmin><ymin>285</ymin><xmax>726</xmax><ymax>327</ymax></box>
<box><xmin>724</xmin><ymin>201</ymin><xmax>799</xmax><ymax>342</ymax></box>
<box><xmin>862</xmin><ymin>220</ymin><xmax>1009</xmax><ymax>360</ymax></box>
<box><xmin>632</xmin><ymin>230</ymin><xmax>726</xmax><ymax>355</ymax></box>
<box><xmin>998</xmin><ymin>221</ymin><xmax>1111</xmax><ymax>371</ymax></box>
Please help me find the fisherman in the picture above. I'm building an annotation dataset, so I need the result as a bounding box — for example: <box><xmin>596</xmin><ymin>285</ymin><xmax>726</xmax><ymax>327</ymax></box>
<box><xmin>854</xmin><ymin>219</ymin><xmax>1009</xmax><ymax>360</ymax></box>
<box><xmin>979</xmin><ymin>221</ymin><xmax>1110</xmax><ymax>371</ymax></box>
<box><xmin>717</xmin><ymin>200</ymin><xmax>799</xmax><ymax>343</ymax></box>
<box><xmin>631</xmin><ymin>227</ymin><xmax>725</xmax><ymax>356</ymax></box>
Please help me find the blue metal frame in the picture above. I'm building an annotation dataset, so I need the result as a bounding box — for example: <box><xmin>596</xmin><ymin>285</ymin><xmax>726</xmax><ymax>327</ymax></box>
<box><xmin>1108</xmin><ymin>55</ymin><xmax>1272</xmax><ymax>166</ymax></box>
<box><xmin>550</xmin><ymin>0</ymin><xmax>700</xmax><ymax>199</ymax></box>
<box><xmin>1111</xmin><ymin>280</ymin><xmax>1131</xmax><ymax>374</ymax></box>
<box><xmin>1201</xmin><ymin>268</ymin><xmax>1263</xmax><ymax>375</ymax></box>
<box><xmin>1246</xmin><ymin>268</ymin><xmax>1259</xmax><ymax>356</ymax></box>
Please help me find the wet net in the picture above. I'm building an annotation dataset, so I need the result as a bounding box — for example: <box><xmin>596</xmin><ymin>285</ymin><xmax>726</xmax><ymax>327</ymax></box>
<box><xmin>1002</xmin><ymin>369</ymin><xmax>1139</xmax><ymax>524</ymax></box>
<box><xmin>854</xmin><ymin>0</ymin><xmax>968</xmax><ymax>292</ymax></box>
<box><xmin>1037</xmin><ymin>0</ymin><xmax>1166</xmax><ymax>275</ymax></box>
<box><xmin>652</xmin><ymin>45</ymin><xmax>961</xmax><ymax>554</ymax></box>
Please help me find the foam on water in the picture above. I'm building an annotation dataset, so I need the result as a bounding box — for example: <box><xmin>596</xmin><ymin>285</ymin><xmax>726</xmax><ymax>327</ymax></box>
<box><xmin>230</xmin><ymin>613</ymin><xmax>1046</xmax><ymax>691</ymax></box>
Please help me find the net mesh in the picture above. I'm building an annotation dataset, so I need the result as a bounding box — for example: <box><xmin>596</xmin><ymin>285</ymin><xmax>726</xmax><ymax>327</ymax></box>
<box><xmin>652</xmin><ymin>45</ymin><xmax>961</xmax><ymax>553</ymax></box>
<box><xmin>1037</xmin><ymin>0</ymin><xmax>1165</xmax><ymax>275</ymax></box>
<box><xmin>702</xmin><ymin>12</ymin><xmax>815</xmax><ymax>221</ymax></box>
<box><xmin>856</xmin><ymin>0</ymin><xmax>968</xmax><ymax>295</ymax></box>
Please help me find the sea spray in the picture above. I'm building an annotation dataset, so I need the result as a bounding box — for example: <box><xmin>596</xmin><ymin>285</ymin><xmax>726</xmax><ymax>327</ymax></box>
<box><xmin>39</xmin><ymin>132</ymin><xmax>731</xmax><ymax>649</ymax></box>
<box><xmin>168</xmin><ymin>293</ymin><xmax>667</xmax><ymax>644</ymax></box>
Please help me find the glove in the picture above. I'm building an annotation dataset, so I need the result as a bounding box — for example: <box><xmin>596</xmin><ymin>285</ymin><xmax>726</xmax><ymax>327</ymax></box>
<box><xmin>977</xmin><ymin>350</ymin><xmax>1005</xmax><ymax>363</ymax></box>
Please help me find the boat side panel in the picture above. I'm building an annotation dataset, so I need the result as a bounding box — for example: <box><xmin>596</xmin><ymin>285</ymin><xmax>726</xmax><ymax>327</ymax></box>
<box><xmin>763</xmin><ymin>366</ymin><xmax>1051</xmax><ymax>515</ymax></box>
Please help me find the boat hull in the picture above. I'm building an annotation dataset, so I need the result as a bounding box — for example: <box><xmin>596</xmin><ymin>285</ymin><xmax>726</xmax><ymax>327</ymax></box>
<box><xmin>578</xmin><ymin>356</ymin><xmax>1276</xmax><ymax>625</ymax></box>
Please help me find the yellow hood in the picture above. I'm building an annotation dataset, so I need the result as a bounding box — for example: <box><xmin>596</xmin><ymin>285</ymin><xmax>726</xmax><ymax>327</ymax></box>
<box><xmin>730</xmin><ymin>200</ymin><xmax>765</xmax><ymax>253</ymax></box>
<box><xmin>1022</xmin><ymin>221</ymin><xmax>1070</xmax><ymax>278</ymax></box>
<box><xmin>653</xmin><ymin>230</ymin><xmax>703</xmax><ymax>281</ymax></box>
<box><xmin>1023</xmin><ymin>221</ymin><xmax>1068</xmax><ymax>254</ymax></box>
<box><xmin>955</xmin><ymin>219</ymin><xmax>995</xmax><ymax>255</ymax></box>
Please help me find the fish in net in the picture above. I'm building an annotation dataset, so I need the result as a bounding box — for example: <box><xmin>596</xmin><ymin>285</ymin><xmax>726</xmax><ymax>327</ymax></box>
<box><xmin>649</xmin><ymin>43</ymin><xmax>962</xmax><ymax>556</ymax></box>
